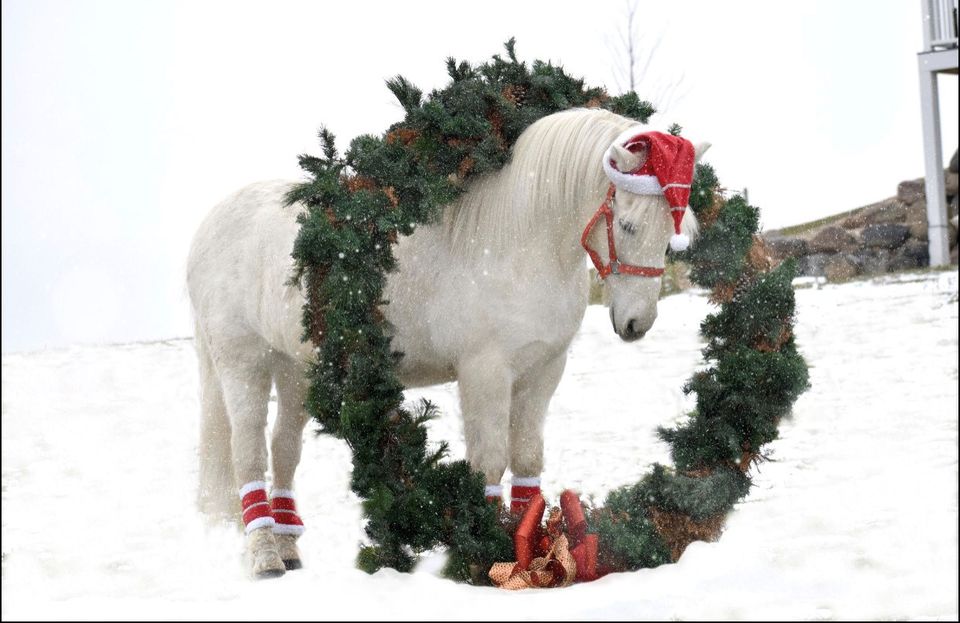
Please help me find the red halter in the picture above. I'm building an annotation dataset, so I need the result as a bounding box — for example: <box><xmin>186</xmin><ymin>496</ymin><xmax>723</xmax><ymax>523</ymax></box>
<box><xmin>581</xmin><ymin>183</ymin><xmax>666</xmax><ymax>279</ymax></box>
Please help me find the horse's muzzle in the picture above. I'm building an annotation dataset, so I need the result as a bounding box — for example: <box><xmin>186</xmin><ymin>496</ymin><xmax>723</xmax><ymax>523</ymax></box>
<box><xmin>621</xmin><ymin>319</ymin><xmax>647</xmax><ymax>342</ymax></box>
<box><xmin>610</xmin><ymin>309</ymin><xmax>648</xmax><ymax>342</ymax></box>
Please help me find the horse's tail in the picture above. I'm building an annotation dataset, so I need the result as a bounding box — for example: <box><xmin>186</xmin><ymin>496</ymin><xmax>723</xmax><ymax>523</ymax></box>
<box><xmin>194</xmin><ymin>320</ymin><xmax>239</xmax><ymax>520</ymax></box>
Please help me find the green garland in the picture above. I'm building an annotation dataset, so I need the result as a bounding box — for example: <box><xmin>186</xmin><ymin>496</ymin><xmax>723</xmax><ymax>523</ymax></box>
<box><xmin>286</xmin><ymin>40</ymin><xmax>809</xmax><ymax>583</ymax></box>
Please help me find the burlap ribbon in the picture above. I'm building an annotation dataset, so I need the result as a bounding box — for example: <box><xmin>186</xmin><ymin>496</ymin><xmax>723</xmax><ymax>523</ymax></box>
<box><xmin>489</xmin><ymin>533</ymin><xmax>576</xmax><ymax>589</ymax></box>
<box><xmin>489</xmin><ymin>490</ymin><xmax>602</xmax><ymax>590</ymax></box>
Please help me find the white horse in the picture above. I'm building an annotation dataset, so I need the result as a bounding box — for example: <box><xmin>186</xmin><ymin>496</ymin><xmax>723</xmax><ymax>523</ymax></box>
<box><xmin>187</xmin><ymin>107</ymin><xmax>708</xmax><ymax>578</ymax></box>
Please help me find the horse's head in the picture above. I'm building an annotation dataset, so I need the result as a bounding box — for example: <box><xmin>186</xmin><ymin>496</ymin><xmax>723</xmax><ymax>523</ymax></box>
<box><xmin>585</xmin><ymin>130</ymin><xmax>710</xmax><ymax>342</ymax></box>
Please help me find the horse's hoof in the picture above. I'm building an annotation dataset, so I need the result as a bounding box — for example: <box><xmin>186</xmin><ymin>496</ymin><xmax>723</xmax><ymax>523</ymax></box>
<box><xmin>275</xmin><ymin>534</ymin><xmax>303</xmax><ymax>571</ymax></box>
<box><xmin>247</xmin><ymin>526</ymin><xmax>287</xmax><ymax>579</ymax></box>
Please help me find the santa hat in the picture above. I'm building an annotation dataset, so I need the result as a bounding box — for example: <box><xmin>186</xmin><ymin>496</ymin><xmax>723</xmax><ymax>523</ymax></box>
<box><xmin>602</xmin><ymin>129</ymin><xmax>695</xmax><ymax>252</ymax></box>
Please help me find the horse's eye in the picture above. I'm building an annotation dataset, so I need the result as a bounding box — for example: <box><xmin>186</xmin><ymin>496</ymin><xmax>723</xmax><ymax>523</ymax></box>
<box><xmin>617</xmin><ymin>218</ymin><xmax>637</xmax><ymax>235</ymax></box>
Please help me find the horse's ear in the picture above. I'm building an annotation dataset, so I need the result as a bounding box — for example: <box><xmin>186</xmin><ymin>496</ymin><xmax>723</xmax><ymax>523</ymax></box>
<box><xmin>611</xmin><ymin>143</ymin><xmax>644</xmax><ymax>173</ymax></box>
<box><xmin>694</xmin><ymin>141</ymin><xmax>712</xmax><ymax>163</ymax></box>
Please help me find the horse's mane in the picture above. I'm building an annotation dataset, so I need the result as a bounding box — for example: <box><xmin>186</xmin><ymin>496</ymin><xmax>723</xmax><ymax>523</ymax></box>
<box><xmin>443</xmin><ymin>108</ymin><xmax>638</xmax><ymax>257</ymax></box>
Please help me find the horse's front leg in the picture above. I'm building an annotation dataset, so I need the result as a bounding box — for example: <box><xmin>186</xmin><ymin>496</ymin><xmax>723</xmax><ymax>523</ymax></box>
<box><xmin>458</xmin><ymin>350</ymin><xmax>513</xmax><ymax>507</ymax></box>
<box><xmin>217</xmin><ymin>347</ymin><xmax>287</xmax><ymax>579</ymax></box>
<box><xmin>508</xmin><ymin>353</ymin><xmax>568</xmax><ymax>514</ymax></box>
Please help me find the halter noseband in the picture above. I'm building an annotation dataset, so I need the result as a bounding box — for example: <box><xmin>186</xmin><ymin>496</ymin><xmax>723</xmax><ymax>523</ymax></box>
<box><xmin>580</xmin><ymin>183</ymin><xmax>666</xmax><ymax>280</ymax></box>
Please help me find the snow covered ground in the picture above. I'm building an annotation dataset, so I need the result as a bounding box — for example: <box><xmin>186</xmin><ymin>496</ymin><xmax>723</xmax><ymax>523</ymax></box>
<box><xmin>2</xmin><ymin>270</ymin><xmax>957</xmax><ymax>620</ymax></box>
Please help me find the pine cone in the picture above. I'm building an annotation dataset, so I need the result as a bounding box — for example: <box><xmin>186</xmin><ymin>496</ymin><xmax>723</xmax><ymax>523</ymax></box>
<box><xmin>383</xmin><ymin>186</ymin><xmax>399</xmax><ymax>208</ymax></box>
<box><xmin>746</xmin><ymin>235</ymin><xmax>774</xmax><ymax>273</ymax></box>
<box><xmin>502</xmin><ymin>84</ymin><xmax>527</xmax><ymax>108</ymax></box>
<box><xmin>386</xmin><ymin>128</ymin><xmax>420</xmax><ymax>146</ymax></box>
<box><xmin>753</xmin><ymin>326</ymin><xmax>793</xmax><ymax>353</ymax></box>
<box><xmin>457</xmin><ymin>156</ymin><xmax>476</xmax><ymax>180</ymax></box>
<box><xmin>345</xmin><ymin>175</ymin><xmax>378</xmax><ymax>193</ymax></box>
<box><xmin>732</xmin><ymin>271</ymin><xmax>754</xmax><ymax>299</ymax></box>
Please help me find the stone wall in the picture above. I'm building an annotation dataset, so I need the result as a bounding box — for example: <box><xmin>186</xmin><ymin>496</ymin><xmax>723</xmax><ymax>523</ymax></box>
<box><xmin>764</xmin><ymin>156</ymin><xmax>959</xmax><ymax>281</ymax></box>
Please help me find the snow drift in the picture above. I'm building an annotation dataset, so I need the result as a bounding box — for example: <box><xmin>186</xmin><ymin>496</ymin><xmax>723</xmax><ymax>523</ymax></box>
<box><xmin>2</xmin><ymin>271</ymin><xmax>957</xmax><ymax>620</ymax></box>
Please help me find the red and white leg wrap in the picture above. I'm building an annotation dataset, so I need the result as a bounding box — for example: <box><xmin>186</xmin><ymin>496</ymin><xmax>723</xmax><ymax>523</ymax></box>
<box><xmin>484</xmin><ymin>484</ymin><xmax>503</xmax><ymax>506</ymax></box>
<box><xmin>240</xmin><ymin>481</ymin><xmax>275</xmax><ymax>534</ymax></box>
<box><xmin>510</xmin><ymin>476</ymin><xmax>541</xmax><ymax>515</ymax></box>
<box><xmin>270</xmin><ymin>489</ymin><xmax>305</xmax><ymax>536</ymax></box>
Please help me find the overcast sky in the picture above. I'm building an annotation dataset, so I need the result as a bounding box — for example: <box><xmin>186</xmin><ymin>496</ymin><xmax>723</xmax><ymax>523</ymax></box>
<box><xmin>2</xmin><ymin>0</ymin><xmax>957</xmax><ymax>353</ymax></box>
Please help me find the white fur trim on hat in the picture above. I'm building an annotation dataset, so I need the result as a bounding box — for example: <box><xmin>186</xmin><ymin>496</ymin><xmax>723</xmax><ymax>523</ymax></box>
<box><xmin>670</xmin><ymin>233</ymin><xmax>690</xmax><ymax>252</ymax></box>
<box><xmin>603</xmin><ymin>155</ymin><xmax>663</xmax><ymax>195</ymax></box>
<box><xmin>602</xmin><ymin>126</ymin><xmax>666</xmax><ymax>195</ymax></box>
<box><xmin>602</xmin><ymin>157</ymin><xmax>664</xmax><ymax>195</ymax></box>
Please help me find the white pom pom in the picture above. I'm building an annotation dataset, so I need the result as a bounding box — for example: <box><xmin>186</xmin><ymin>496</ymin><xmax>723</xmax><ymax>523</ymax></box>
<box><xmin>670</xmin><ymin>233</ymin><xmax>690</xmax><ymax>252</ymax></box>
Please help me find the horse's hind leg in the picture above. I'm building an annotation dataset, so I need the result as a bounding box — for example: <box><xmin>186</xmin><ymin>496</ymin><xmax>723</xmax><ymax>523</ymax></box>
<box><xmin>195</xmin><ymin>325</ymin><xmax>237</xmax><ymax>519</ymax></box>
<box><xmin>508</xmin><ymin>353</ymin><xmax>567</xmax><ymax>514</ymax></box>
<box><xmin>215</xmin><ymin>339</ymin><xmax>286</xmax><ymax>579</ymax></box>
<box><xmin>269</xmin><ymin>354</ymin><xmax>310</xmax><ymax>570</ymax></box>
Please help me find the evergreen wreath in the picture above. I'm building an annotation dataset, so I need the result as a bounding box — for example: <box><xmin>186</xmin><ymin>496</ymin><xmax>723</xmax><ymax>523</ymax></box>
<box><xmin>285</xmin><ymin>40</ymin><xmax>810</xmax><ymax>584</ymax></box>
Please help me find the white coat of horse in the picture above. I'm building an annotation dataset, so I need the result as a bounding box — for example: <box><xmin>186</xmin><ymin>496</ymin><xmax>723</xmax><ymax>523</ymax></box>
<box><xmin>186</xmin><ymin>107</ymin><xmax>708</xmax><ymax>577</ymax></box>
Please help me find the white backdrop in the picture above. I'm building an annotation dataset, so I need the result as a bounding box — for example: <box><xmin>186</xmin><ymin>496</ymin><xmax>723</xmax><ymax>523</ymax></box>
<box><xmin>2</xmin><ymin>0</ymin><xmax>958</xmax><ymax>352</ymax></box>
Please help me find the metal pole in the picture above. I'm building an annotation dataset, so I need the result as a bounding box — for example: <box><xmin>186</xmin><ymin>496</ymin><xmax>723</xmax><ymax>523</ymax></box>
<box><xmin>917</xmin><ymin>57</ymin><xmax>951</xmax><ymax>266</ymax></box>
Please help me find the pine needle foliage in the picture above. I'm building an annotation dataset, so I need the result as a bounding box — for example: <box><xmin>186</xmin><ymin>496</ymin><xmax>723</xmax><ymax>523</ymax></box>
<box><xmin>285</xmin><ymin>40</ymin><xmax>808</xmax><ymax>582</ymax></box>
<box><xmin>572</xmin><ymin>165</ymin><xmax>809</xmax><ymax>571</ymax></box>
<box><xmin>285</xmin><ymin>40</ymin><xmax>653</xmax><ymax>583</ymax></box>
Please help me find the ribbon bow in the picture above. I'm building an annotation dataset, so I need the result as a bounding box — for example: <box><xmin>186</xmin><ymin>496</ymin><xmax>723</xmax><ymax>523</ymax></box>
<box><xmin>488</xmin><ymin>489</ymin><xmax>602</xmax><ymax>589</ymax></box>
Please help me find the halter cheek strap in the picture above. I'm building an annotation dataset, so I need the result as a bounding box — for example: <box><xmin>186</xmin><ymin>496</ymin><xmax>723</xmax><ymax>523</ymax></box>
<box><xmin>581</xmin><ymin>184</ymin><xmax>665</xmax><ymax>280</ymax></box>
